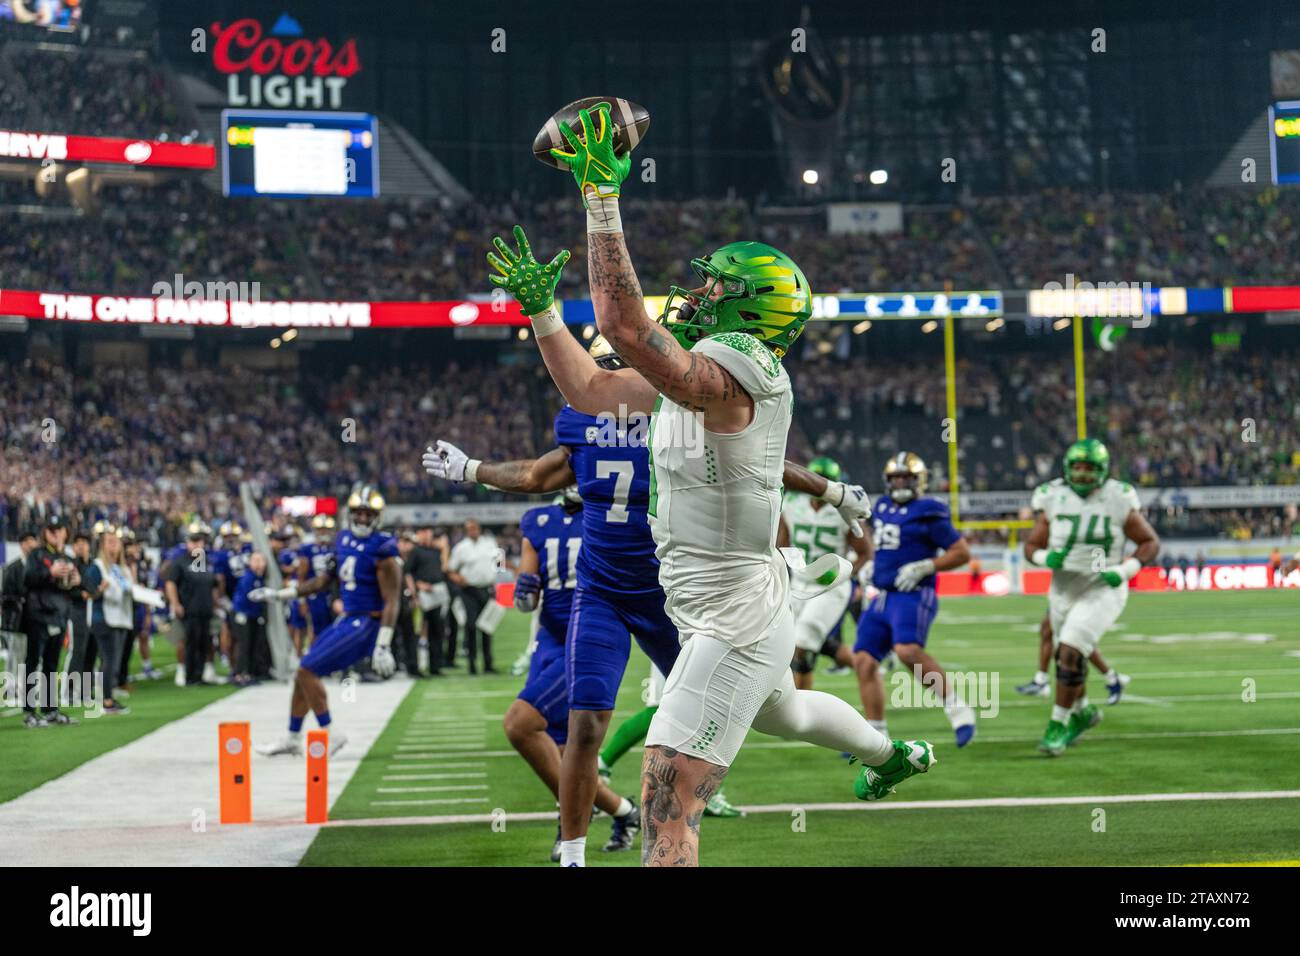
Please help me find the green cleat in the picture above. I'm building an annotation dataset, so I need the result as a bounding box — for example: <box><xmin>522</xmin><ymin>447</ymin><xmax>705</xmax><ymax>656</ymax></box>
<box><xmin>1064</xmin><ymin>704</ymin><xmax>1103</xmax><ymax>746</ymax></box>
<box><xmin>1038</xmin><ymin>719</ymin><xmax>1069</xmax><ymax>756</ymax></box>
<box><xmin>854</xmin><ymin>740</ymin><xmax>936</xmax><ymax>801</ymax></box>
<box><xmin>703</xmin><ymin>789</ymin><xmax>745</xmax><ymax>818</ymax></box>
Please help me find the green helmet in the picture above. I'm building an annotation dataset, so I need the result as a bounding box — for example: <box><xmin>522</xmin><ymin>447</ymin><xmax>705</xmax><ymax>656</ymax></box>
<box><xmin>808</xmin><ymin>456</ymin><xmax>841</xmax><ymax>482</ymax></box>
<box><xmin>658</xmin><ymin>241</ymin><xmax>812</xmax><ymax>359</ymax></box>
<box><xmin>1064</xmin><ymin>438</ymin><xmax>1110</xmax><ymax>496</ymax></box>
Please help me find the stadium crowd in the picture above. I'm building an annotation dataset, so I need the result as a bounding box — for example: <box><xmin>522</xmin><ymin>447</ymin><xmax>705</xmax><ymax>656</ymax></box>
<box><xmin>1</xmin><ymin>340</ymin><xmax>1296</xmax><ymax>547</ymax></box>
<box><xmin>6</xmin><ymin>182</ymin><xmax>1300</xmax><ymax>301</ymax></box>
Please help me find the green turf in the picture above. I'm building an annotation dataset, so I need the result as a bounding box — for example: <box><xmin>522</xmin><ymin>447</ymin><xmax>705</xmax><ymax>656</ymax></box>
<box><xmin>301</xmin><ymin>589</ymin><xmax>1300</xmax><ymax>867</ymax></box>
<box><xmin>0</xmin><ymin>634</ymin><xmax>236</xmax><ymax>804</ymax></box>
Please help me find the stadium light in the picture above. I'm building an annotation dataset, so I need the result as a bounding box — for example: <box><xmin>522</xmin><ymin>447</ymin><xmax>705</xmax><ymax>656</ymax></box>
<box><xmin>1053</xmin><ymin>317</ymin><xmax>1072</xmax><ymax>331</ymax></box>
<box><xmin>921</xmin><ymin>320</ymin><xmax>938</xmax><ymax>333</ymax></box>
<box><xmin>282</xmin><ymin>329</ymin><xmax>299</xmax><ymax>343</ymax></box>
<box><xmin>869</xmin><ymin>169</ymin><xmax>888</xmax><ymax>185</ymax></box>
<box><xmin>270</xmin><ymin>337</ymin><xmax>282</xmax><ymax>348</ymax></box>
<box><xmin>802</xmin><ymin>169</ymin><xmax>819</xmax><ymax>185</ymax></box>
<box><xmin>985</xmin><ymin>318</ymin><xmax>1005</xmax><ymax>332</ymax></box>
<box><xmin>853</xmin><ymin>319</ymin><xmax>872</xmax><ymax>334</ymax></box>
<box><xmin>581</xmin><ymin>325</ymin><xmax>595</xmax><ymax>340</ymax></box>
<box><xmin>517</xmin><ymin>328</ymin><xmax>530</xmax><ymax>341</ymax></box>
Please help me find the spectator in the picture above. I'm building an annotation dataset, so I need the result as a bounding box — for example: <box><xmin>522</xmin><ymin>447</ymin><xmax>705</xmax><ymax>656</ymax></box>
<box><xmin>230</xmin><ymin>551</ymin><xmax>269</xmax><ymax>686</ymax></box>
<box><xmin>81</xmin><ymin>525</ymin><xmax>133</xmax><ymax>714</ymax></box>
<box><xmin>447</xmin><ymin>519</ymin><xmax>500</xmax><ymax>675</ymax></box>
<box><xmin>164</xmin><ymin>524</ymin><xmax>219</xmax><ymax>686</ymax></box>
<box><xmin>22</xmin><ymin>515</ymin><xmax>80</xmax><ymax>727</ymax></box>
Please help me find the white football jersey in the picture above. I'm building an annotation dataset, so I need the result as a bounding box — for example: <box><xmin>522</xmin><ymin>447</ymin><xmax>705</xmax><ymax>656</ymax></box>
<box><xmin>649</xmin><ymin>332</ymin><xmax>792</xmax><ymax>640</ymax></box>
<box><xmin>1031</xmin><ymin>477</ymin><xmax>1141</xmax><ymax>589</ymax></box>
<box><xmin>782</xmin><ymin>493</ymin><xmax>849</xmax><ymax>564</ymax></box>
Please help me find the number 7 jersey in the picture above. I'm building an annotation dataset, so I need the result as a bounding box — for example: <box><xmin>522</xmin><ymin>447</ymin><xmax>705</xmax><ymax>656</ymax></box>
<box><xmin>1031</xmin><ymin>477</ymin><xmax>1141</xmax><ymax>587</ymax></box>
<box><xmin>554</xmin><ymin>404</ymin><xmax>661</xmax><ymax>595</ymax></box>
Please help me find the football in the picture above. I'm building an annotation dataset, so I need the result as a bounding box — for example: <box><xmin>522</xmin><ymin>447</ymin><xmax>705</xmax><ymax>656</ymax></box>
<box><xmin>532</xmin><ymin>95</ymin><xmax>651</xmax><ymax>169</ymax></box>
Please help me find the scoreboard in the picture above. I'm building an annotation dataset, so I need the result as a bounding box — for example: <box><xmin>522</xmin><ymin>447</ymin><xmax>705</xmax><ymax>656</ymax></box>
<box><xmin>1270</xmin><ymin>101</ymin><xmax>1300</xmax><ymax>186</ymax></box>
<box><xmin>222</xmin><ymin>110</ymin><xmax>379</xmax><ymax>198</ymax></box>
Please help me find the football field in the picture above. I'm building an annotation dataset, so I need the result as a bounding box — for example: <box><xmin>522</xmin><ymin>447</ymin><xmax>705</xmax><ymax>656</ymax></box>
<box><xmin>300</xmin><ymin>589</ymin><xmax>1300</xmax><ymax>867</ymax></box>
<box><xmin>3</xmin><ymin>588</ymin><xmax>1297</xmax><ymax>867</ymax></box>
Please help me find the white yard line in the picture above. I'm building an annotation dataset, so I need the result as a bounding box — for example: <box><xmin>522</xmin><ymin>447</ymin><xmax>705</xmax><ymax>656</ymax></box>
<box><xmin>328</xmin><ymin>788</ymin><xmax>1300</xmax><ymax>828</ymax></box>
<box><xmin>0</xmin><ymin>679</ymin><xmax>410</xmax><ymax>866</ymax></box>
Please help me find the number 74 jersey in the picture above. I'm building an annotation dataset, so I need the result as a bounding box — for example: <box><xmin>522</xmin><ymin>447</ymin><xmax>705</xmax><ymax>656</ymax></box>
<box><xmin>1031</xmin><ymin>477</ymin><xmax>1141</xmax><ymax>583</ymax></box>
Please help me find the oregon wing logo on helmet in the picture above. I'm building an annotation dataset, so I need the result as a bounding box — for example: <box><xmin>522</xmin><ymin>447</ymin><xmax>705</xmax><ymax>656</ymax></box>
<box><xmin>1063</xmin><ymin>438</ymin><xmax>1110</xmax><ymax>497</ymax></box>
<box><xmin>883</xmin><ymin>452</ymin><xmax>928</xmax><ymax>503</ymax></box>
<box><xmin>347</xmin><ymin>482</ymin><xmax>386</xmax><ymax>537</ymax></box>
<box><xmin>658</xmin><ymin>241</ymin><xmax>811</xmax><ymax>359</ymax></box>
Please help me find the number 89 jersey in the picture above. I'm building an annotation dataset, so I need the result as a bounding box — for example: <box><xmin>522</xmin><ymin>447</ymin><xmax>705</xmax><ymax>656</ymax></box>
<box><xmin>1031</xmin><ymin>478</ymin><xmax>1140</xmax><ymax>586</ymax></box>
<box><xmin>554</xmin><ymin>405</ymin><xmax>661</xmax><ymax>596</ymax></box>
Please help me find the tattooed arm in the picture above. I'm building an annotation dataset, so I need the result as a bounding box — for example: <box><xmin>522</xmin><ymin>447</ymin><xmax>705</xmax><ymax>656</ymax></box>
<box><xmin>531</xmin><ymin>321</ymin><xmax>661</xmax><ymax>418</ymax></box>
<box><xmin>586</xmin><ymin>232</ymin><xmax>754</xmax><ymax>434</ymax></box>
<box><xmin>474</xmin><ymin>447</ymin><xmax>575</xmax><ymax>495</ymax></box>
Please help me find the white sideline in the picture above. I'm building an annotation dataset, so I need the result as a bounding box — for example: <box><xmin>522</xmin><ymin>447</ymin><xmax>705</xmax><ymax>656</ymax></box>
<box><xmin>1</xmin><ymin>679</ymin><xmax>409</xmax><ymax>866</ymax></box>
<box><xmin>326</xmin><ymin>788</ymin><xmax>1300</xmax><ymax>828</ymax></box>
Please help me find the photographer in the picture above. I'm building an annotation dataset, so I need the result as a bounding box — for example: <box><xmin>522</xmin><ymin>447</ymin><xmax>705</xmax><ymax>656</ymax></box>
<box><xmin>22</xmin><ymin>515</ymin><xmax>80</xmax><ymax>728</ymax></box>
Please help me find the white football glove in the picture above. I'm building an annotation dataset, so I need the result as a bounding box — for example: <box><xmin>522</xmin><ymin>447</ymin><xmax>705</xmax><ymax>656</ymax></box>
<box><xmin>248</xmin><ymin>584</ymin><xmax>297</xmax><ymax>603</ymax></box>
<box><xmin>823</xmin><ymin>480</ymin><xmax>869</xmax><ymax>537</ymax></box>
<box><xmin>893</xmin><ymin>559</ymin><xmax>935</xmax><ymax>592</ymax></box>
<box><xmin>371</xmin><ymin>626</ymin><xmax>396</xmax><ymax>678</ymax></box>
<box><xmin>422</xmin><ymin>439</ymin><xmax>480</xmax><ymax>483</ymax></box>
<box><xmin>857</xmin><ymin>560</ymin><xmax>874</xmax><ymax>590</ymax></box>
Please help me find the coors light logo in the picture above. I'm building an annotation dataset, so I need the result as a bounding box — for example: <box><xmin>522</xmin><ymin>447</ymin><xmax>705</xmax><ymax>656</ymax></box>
<box><xmin>212</xmin><ymin>13</ymin><xmax>360</xmax><ymax>109</ymax></box>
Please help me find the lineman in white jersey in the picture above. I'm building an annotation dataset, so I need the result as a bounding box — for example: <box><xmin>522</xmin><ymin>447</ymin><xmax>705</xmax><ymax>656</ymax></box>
<box><xmin>487</xmin><ymin>102</ymin><xmax>934</xmax><ymax>866</ymax></box>
<box><xmin>777</xmin><ymin>456</ymin><xmax>871</xmax><ymax>689</ymax></box>
<box><xmin>1024</xmin><ymin>438</ymin><xmax>1159</xmax><ymax>756</ymax></box>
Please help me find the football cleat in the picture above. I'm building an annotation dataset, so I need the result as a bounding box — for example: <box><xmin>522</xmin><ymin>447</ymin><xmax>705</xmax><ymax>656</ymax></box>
<box><xmin>703</xmin><ymin>789</ymin><xmax>745</xmax><ymax>817</ymax></box>
<box><xmin>1064</xmin><ymin>704</ymin><xmax>1103</xmax><ymax>746</ymax></box>
<box><xmin>954</xmin><ymin>723</ymin><xmax>976</xmax><ymax>748</ymax></box>
<box><xmin>328</xmin><ymin>730</ymin><xmax>349</xmax><ymax>756</ymax></box>
<box><xmin>174</xmin><ymin>664</ymin><xmax>186</xmax><ymax>687</ymax></box>
<box><xmin>44</xmin><ymin>711</ymin><xmax>80</xmax><ymax>726</ymax></box>
<box><xmin>550</xmin><ymin>822</ymin><xmax>562</xmax><ymax>863</ymax></box>
<box><xmin>1016</xmin><ymin>678</ymin><xmax>1052</xmax><ymax>697</ymax></box>
<box><xmin>256</xmin><ymin>733</ymin><xmax>304</xmax><ymax>757</ymax></box>
<box><xmin>854</xmin><ymin>739</ymin><xmax>936</xmax><ymax>801</ymax></box>
<box><xmin>23</xmin><ymin>714</ymin><xmax>49</xmax><ymax>729</ymax></box>
<box><xmin>1105</xmin><ymin>673</ymin><xmax>1131</xmax><ymax>706</ymax></box>
<box><xmin>1038</xmin><ymin>719</ymin><xmax>1070</xmax><ymax>756</ymax></box>
<box><xmin>602</xmin><ymin>801</ymin><xmax>641</xmax><ymax>852</ymax></box>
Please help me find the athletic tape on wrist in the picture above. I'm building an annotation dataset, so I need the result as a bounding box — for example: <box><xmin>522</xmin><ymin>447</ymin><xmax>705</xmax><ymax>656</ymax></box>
<box><xmin>529</xmin><ymin>305</ymin><xmax>564</xmax><ymax>339</ymax></box>
<box><xmin>585</xmin><ymin>192</ymin><xmax>623</xmax><ymax>233</ymax></box>
<box><xmin>377</xmin><ymin>625</ymin><xmax>394</xmax><ymax>649</ymax></box>
<box><xmin>1031</xmin><ymin>549</ymin><xmax>1049</xmax><ymax>567</ymax></box>
<box><xmin>465</xmin><ymin>459</ymin><xmax>481</xmax><ymax>483</ymax></box>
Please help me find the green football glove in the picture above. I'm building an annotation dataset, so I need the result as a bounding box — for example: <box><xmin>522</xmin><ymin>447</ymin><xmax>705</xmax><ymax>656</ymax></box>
<box><xmin>549</xmin><ymin>105</ymin><xmax>631</xmax><ymax>207</ymax></box>
<box><xmin>1099</xmin><ymin>569</ymin><xmax>1124</xmax><ymax>588</ymax></box>
<box><xmin>1044</xmin><ymin>550</ymin><xmax>1067</xmax><ymax>570</ymax></box>
<box><xmin>486</xmin><ymin>225</ymin><xmax>570</xmax><ymax>316</ymax></box>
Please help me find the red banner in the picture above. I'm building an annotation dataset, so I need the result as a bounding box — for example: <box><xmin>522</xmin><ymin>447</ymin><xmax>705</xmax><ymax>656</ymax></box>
<box><xmin>938</xmin><ymin>565</ymin><xmax>1297</xmax><ymax>596</ymax></box>
<box><xmin>1229</xmin><ymin>286</ymin><xmax>1300</xmax><ymax>313</ymax></box>
<box><xmin>0</xmin><ymin>289</ymin><xmax>527</xmax><ymax>329</ymax></box>
<box><xmin>0</xmin><ymin>129</ymin><xmax>215</xmax><ymax>169</ymax></box>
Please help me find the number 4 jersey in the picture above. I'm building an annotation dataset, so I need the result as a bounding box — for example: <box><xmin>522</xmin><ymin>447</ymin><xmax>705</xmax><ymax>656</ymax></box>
<box><xmin>554</xmin><ymin>404</ymin><xmax>661</xmax><ymax>596</ymax></box>
<box><xmin>1031</xmin><ymin>477</ymin><xmax>1141</xmax><ymax>593</ymax></box>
